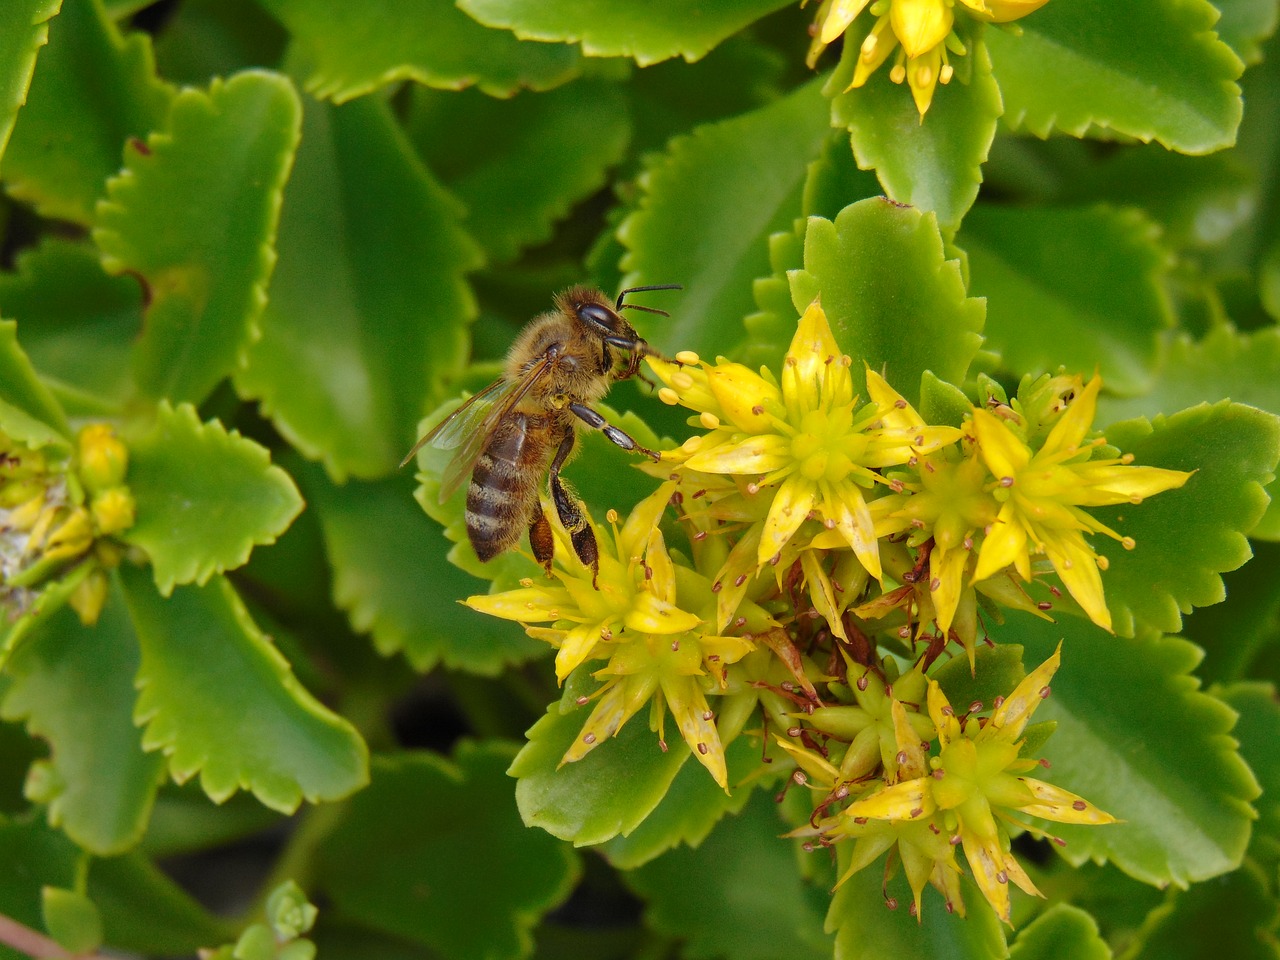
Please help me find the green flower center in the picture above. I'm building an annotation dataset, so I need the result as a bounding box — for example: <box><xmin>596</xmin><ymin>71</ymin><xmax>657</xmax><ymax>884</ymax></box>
<box><xmin>792</xmin><ymin>407</ymin><xmax>864</xmax><ymax>482</ymax></box>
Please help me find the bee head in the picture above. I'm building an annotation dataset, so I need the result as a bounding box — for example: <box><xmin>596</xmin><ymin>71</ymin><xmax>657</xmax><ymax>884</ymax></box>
<box><xmin>558</xmin><ymin>284</ymin><xmax>682</xmax><ymax>357</ymax></box>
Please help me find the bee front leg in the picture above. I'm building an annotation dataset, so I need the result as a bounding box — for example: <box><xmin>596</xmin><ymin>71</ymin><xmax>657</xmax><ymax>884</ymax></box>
<box><xmin>528</xmin><ymin>499</ymin><xmax>554</xmax><ymax>576</ymax></box>
<box><xmin>568</xmin><ymin>403</ymin><xmax>660</xmax><ymax>462</ymax></box>
<box><xmin>549</xmin><ymin>430</ymin><xmax>600</xmax><ymax>587</ymax></box>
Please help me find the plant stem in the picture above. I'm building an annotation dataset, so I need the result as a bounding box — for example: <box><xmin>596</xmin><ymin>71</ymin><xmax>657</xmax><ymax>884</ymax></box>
<box><xmin>0</xmin><ymin>911</ymin><xmax>109</xmax><ymax>960</ymax></box>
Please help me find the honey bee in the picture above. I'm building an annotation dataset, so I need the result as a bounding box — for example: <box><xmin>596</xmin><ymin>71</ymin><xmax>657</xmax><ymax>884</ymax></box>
<box><xmin>401</xmin><ymin>284</ymin><xmax>681</xmax><ymax>583</ymax></box>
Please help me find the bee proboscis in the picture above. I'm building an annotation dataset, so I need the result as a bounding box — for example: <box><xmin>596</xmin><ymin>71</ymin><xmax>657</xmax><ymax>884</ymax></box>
<box><xmin>401</xmin><ymin>284</ymin><xmax>681</xmax><ymax>585</ymax></box>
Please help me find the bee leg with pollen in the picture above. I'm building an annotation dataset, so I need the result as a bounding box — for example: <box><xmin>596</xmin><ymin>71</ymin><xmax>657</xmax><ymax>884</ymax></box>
<box><xmin>567</xmin><ymin>403</ymin><xmax>661</xmax><ymax>463</ymax></box>
<box><xmin>548</xmin><ymin>430</ymin><xmax>600</xmax><ymax>588</ymax></box>
<box><xmin>528</xmin><ymin>499</ymin><xmax>554</xmax><ymax>577</ymax></box>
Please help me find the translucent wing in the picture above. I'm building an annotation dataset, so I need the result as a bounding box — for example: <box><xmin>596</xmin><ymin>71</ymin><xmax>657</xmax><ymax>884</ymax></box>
<box><xmin>402</xmin><ymin>356</ymin><xmax>556</xmax><ymax>503</ymax></box>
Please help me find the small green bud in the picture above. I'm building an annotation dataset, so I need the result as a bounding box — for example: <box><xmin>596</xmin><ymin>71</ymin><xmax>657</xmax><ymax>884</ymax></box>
<box><xmin>232</xmin><ymin>923</ymin><xmax>276</xmax><ymax>960</ymax></box>
<box><xmin>77</xmin><ymin>424</ymin><xmax>128</xmax><ymax>493</ymax></box>
<box><xmin>265</xmin><ymin>880</ymin><xmax>318</xmax><ymax>939</ymax></box>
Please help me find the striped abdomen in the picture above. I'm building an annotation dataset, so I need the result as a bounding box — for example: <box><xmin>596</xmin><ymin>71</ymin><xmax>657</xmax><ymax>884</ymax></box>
<box><xmin>466</xmin><ymin>413</ymin><xmax>550</xmax><ymax>562</ymax></box>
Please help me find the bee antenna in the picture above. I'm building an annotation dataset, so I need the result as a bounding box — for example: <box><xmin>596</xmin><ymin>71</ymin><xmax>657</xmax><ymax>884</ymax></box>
<box><xmin>615</xmin><ymin>283</ymin><xmax>682</xmax><ymax>311</ymax></box>
<box><xmin>619</xmin><ymin>303</ymin><xmax>671</xmax><ymax>318</ymax></box>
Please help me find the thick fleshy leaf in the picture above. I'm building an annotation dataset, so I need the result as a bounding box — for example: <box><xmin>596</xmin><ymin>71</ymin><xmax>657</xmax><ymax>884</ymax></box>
<box><xmin>1098</xmin><ymin>326</ymin><xmax>1280</xmax><ymax>540</ymax></box>
<box><xmin>987</xmin><ymin>0</ymin><xmax>1244</xmax><ymax>155</ymax></box>
<box><xmin>789</xmin><ymin>198</ymin><xmax>986</xmax><ymax>407</ymax></box>
<box><xmin>626</xmin><ymin>792</ymin><xmax>830</xmax><ymax>960</ymax></box>
<box><xmin>262</xmin><ymin>0</ymin><xmax>581</xmax><ymax>102</ymax></box>
<box><xmin>1212</xmin><ymin>0</ymin><xmax>1280</xmax><ymax>64</ymax></box>
<box><xmin>511</xmin><ymin>700</ymin><xmax>690</xmax><ymax>845</ymax></box>
<box><xmin>1095</xmin><ymin>401</ymin><xmax>1280</xmax><ymax>637</ymax></box>
<box><xmin>406</xmin><ymin>79</ymin><xmax>629</xmax><ymax>263</ymax></box>
<box><xmin>0</xmin><ymin>239</ymin><xmax>141</xmax><ymax>413</ymax></box>
<box><xmin>122</xmin><ymin>402</ymin><xmax>303</xmax><ymax>596</ymax></box>
<box><xmin>0</xmin><ymin>817</ymin><xmax>81</xmax><ymax>944</ymax></box>
<box><xmin>603</xmin><ymin>736</ymin><xmax>764</xmax><ymax>869</ymax></box>
<box><xmin>0</xmin><ymin>0</ymin><xmax>61</xmax><ymax>161</ymax></box>
<box><xmin>4</xmin><ymin>0</ymin><xmax>172</xmax><ymax>224</ymax></box>
<box><xmin>0</xmin><ymin>318</ymin><xmax>69</xmax><ymax>439</ymax></box>
<box><xmin>87</xmin><ymin>853</ymin><xmax>233</xmax><ymax>956</ymax></box>
<box><xmin>93</xmin><ymin>70</ymin><xmax>300</xmax><ymax>406</ymax></box>
<box><xmin>298</xmin><ymin>463</ymin><xmax>541</xmax><ymax>674</ymax></box>
<box><xmin>1124</xmin><ymin>862</ymin><xmax>1278</xmax><ymax>960</ymax></box>
<box><xmin>1008</xmin><ymin>904</ymin><xmax>1111</xmax><ymax>960</ymax></box>
<box><xmin>235</xmin><ymin>93</ymin><xmax>480</xmax><ymax>481</ymax></box>
<box><xmin>457</xmin><ymin>0</ymin><xmax>793</xmax><ymax>65</ymax></box>
<box><xmin>1217</xmin><ymin>682</ymin><xmax>1280</xmax><ymax>855</ymax></box>
<box><xmin>0</xmin><ymin>578</ymin><xmax>164</xmax><ymax>855</ymax></box>
<box><xmin>743</xmin><ymin>220</ymin><xmax>806</xmax><ymax>369</ymax></box>
<box><xmin>827</xmin><ymin>862</ymin><xmax>1006</xmax><ymax>959</ymax></box>
<box><xmin>121</xmin><ymin>567</ymin><xmax>369</xmax><ymax>812</ymax></box>
<box><xmin>42</xmin><ymin>887</ymin><xmax>103</xmax><ymax>956</ymax></box>
<box><xmin>318</xmin><ymin>745</ymin><xmax>579</xmax><ymax>959</ymax></box>
<box><xmin>802</xmin><ymin>129</ymin><xmax>884</xmax><ymax>223</ymax></box>
<box><xmin>616</xmin><ymin>76</ymin><xmax>831</xmax><ymax>359</ymax></box>
<box><xmin>995</xmin><ymin>610</ymin><xmax>1259</xmax><ymax>887</ymax></box>
<box><xmin>827</xmin><ymin>32</ymin><xmax>1002</xmax><ymax>231</ymax></box>
<box><xmin>960</xmin><ymin>204</ymin><xmax>1174</xmax><ymax>395</ymax></box>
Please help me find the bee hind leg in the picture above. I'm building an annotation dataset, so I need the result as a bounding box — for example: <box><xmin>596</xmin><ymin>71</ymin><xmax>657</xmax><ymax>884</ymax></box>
<box><xmin>568</xmin><ymin>402</ymin><xmax>660</xmax><ymax>462</ymax></box>
<box><xmin>529</xmin><ymin>500</ymin><xmax>554</xmax><ymax>576</ymax></box>
<box><xmin>549</xmin><ymin>430</ymin><xmax>600</xmax><ymax>588</ymax></box>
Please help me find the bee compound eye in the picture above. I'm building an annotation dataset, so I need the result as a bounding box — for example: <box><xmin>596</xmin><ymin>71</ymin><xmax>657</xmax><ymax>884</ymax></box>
<box><xmin>577</xmin><ymin>303</ymin><xmax>618</xmax><ymax>334</ymax></box>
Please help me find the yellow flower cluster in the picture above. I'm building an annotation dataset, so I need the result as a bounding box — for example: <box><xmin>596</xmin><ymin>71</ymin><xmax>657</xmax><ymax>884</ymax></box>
<box><xmin>1</xmin><ymin>424</ymin><xmax>136</xmax><ymax>625</ymax></box>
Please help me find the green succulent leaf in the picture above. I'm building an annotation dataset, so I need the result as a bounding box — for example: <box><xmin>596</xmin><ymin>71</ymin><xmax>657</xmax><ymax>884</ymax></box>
<box><xmin>802</xmin><ymin>130</ymin><xmax>883</xmax><ymax>224</ymax></box>
<box><xmin>932</xmin><ymin>643</ymin><xmax>1026</xmax><ymax>714</ymax></box>
<box><xmin>1008</xmin><ymin>904</ymin><xmax>1111</xmax><ymax>960</ymax></box>
<box><xmin>1098</xmin><ymin>325</ymin><xmax>1280</xmax><ymax>540</ymax></box>
<box><xmin>510</xmin><ymin>699</ymin><xmax>690</xmax><ymax>846</ymax></box>
<box><xmin>87</xmin><ymin>852</ymin><xmax>234</xmax><ymax>956</ymax></box>
<box><xmin>0</xmin><ymin>318</ymin><xmax>70</xmax><ymax>440</ymax></box>
<box><xmin>987</xmin><ymin>0</ymin><xmax>1244</xmax><ymax>155</ymax></box>
<box><xmin>1124</xmin><ymin>861</ymin><xmax>1278</xmax><ymax>960</ymax></box>
<box><xmin>0</xmin><ymin>577</ymin><xmax>164</xmax><ymax>855</ymax></box>
<box><xmin>603</xmin><ymin>735</ymin><xmax>764</xmax><ymax>869</ymax></box>
<box><xmin>827</xmin><ymin>33</ymin><xmax>1002</xmax><ymax>232</ymax></box>
<box><xmin>1217</xmin><ymin>682</ymin><xmax>1280</xmax><ymax>856</ymax></box>
<box><xmin>626</xmin><ymin>792</ymin><xmax>831</xmax><ymax>960</ymax></box>
<box><xmin>297</xmin><ymin>463</ymin><xmax>541</xmax><ymax>675</ymax></box>
<box><xmin>262</xmin><ymin>0</ymin><xmax>581</xmax><ymax>102</ymax></box>
<box><xmin>0</xmin><ymin>239</ymin><xmax>141</xmax><ymax>413</ymax></box>
<box><xmin>4</xmin><ymin>0</ymin><xmax>172</xmax><ymax>225</ymax></box>
<box><xmin>960</xmin><ymin>204</ymin><xmax>1174</xmax><ymax>395</ymax></box>
<box><xmin>616</xmin><ymin>76</ymin><xmax>831</xmax><ymax>359</ymax></box>
<box><xmin>998</xmin><ymin>610</ymin><xmax>1259</xmax><ymax>887</ymax></box>
<box><xmin>318</xmin><ymin>745</ymin><xmax>580</xmax><ymax>960</ymax></box>
<box><xmin>0</xmin><ymin>0</ymin><xmax>61</xmax><ymax>161</ymax></box>
<box><xmin>42</xmin><ymin>887</ymin><xmax>103</xmax><ymax>956</ymax></box>
<box><xmin>743</xmin><ymin>221</ymin><xmax>806</xmax><ymax>369</ymax></box>
<box><xmin>789</xmin><ymin>198</ymin><xmax>986</xmax><ymax>408</ymax></box>
<box><xmin>827</xmin><ymin>863</ymin><xmax>1006</xmax><ymax>958</ymax></box>
<box><xmin>235</xmin><ymin>92</ymin><xmax>480</xmax><ymax>481</ymax></box>
<box><xmin>120</xmin><ymin>566</ymin><xmax>369</xmax><ymax>812</ymax></box>
<box><xmin>456</xmin><ymin>0</ymin><xmax>793</xmax><ymax>66</ymax></box>
<box><xmin>122</xmin><ymin>401</ymin><xmax>303</xmax><ymax>596</ymax></box>
<box><xmin>93</xmin><ymin>70</ymin><xmax>300</xmax><ymax>406</ymax></box>
<box><xmin>1095</xmin><ymin>401</ymin><xmax>1280</xmax><ymax>637</ymax></box>
<box><xmin>0</xmin><ymin>817</ymin><xmax>82</xmax><ymax>947</ymax></box>
<box><xmin>406</xmin><ymin>79</ymin><xmax>629</xmax><ymax>264</ymax></box>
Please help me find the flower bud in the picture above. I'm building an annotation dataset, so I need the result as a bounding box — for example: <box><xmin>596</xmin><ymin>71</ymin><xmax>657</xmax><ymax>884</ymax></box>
<box><xmin>91</xmin><ymin>487</ymin><xmax>137</xmax><ymax>536</ymax></box>
<box><xmin>69</xmin><ymin>569</ymin><xmax>109</xmax><ymax>626</ymax></box>
<box><xmin>77</xmin><ymin>424</ymin><xmax>128</xmax><ymax>493</ymax></box>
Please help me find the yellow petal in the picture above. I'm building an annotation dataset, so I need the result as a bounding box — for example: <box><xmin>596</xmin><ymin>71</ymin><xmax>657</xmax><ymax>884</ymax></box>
<box><xmin>1041</xmin><ymin>375</ymin><xmax>1099</xmax><ymax>457</ymax></box>
<box><xmin>645</xmin><ymin>527</ymin><xmax>677</xmax><ymax>605</ymax></box>
<box><xmin>843</xmin><ymin>777</ymin><xmax>937</xmax><ymax>822</ymax></box>
<box><xmin>1017</xmin><ymin>777</ymin><xmax>1118</xmax><ymax>825</ymax></box>
<box><xmin>625</xmin><ymin>591</ymin><xmax>702</xmax><ymax>635</ymax></box>
<box><xmin>802</xmin><ymin>549</ymin><xmax>849</xmax><ymax>642</ymax></box>
<box><xmin>774</xmin><ymin>734</ymin><xmax>842</xmax><ymax>787</ymax></box>
<box><xmin>959</xmin><ymin>823</ymin><xmax>1012</xmax><ymax>923</ymax></box>
<box><xmin>890</xmin><ymin>0</ymin><xmax>953</xmax><ymax>58</ymax></box>
<box><xmin>982</xmin><ymin>643</ymin><xmax>1060</xmax><ymax>743</ymax></box>
<box><xmin>619</xmin><ymin>481</ymin><xmax>676</xmax><ymax>560</ymax></box>
<box><xmin>686</xmin><ymin>434</ymin><xmax>791</xmax><ymax>475</ymax></box>
<box><xmin>970</xmin><ymin>0</ymin><xmax>1050</xmax><ymax>22</ymax></box>
<box><xmin>972</xmin><ymin>501</ymin><xmax>1028</xmax><ymax>582</ymax></box>
<box><xmin>561</xmin><ymin>675</ymin><xmax>656</xmax><ymax>764</ymax></box>
<box><xmin>554</xmin><ymin>621</ymin><xmax>610</xmax><ymax>681</ymax></box>
<box><xmin>783</xmin><ymin>299</ymin><xmax>841</xmax><ymax>417</ymax></box>
<box><xmin>758</xmin><ymin>473</ymin><xmax>817</xmax><ymax>565</ymax></box>
<box><xmin>820</xmin><ymin>0</ymin><xmax>873</xmax><ymax>42</ymax></box>
<box><xmin>1041</xmin><ymin>526</ymin><xmax>1112</xmax><ymax>632</ymax></box>
<box><xmin>850</xmin><ymin>14</ymin><xmax>899</xmax><ymax>88</ymax></box>
<box><xmin>906</xmin><ymin>45</ymin><xmax>945</xmax><ymax>117</ymax></box>
<box><xmin>890</xmin><ymin>700</ymin><xmax>928</xmax><ymax>780</ymax></box>
<box><xmin>668</xmin><ymin>679</ymin><xmax>729</xmax><ymax>789</ymax></box>
<box><xmin>464</xmin><ymin>587</ymin><xmax>574</xmax><ymax>623</ymax></box>
<box><xmin>824</xmin><ymin>484</ymin><xmax>883</xmax><ymax>581</ymax></box>
<box><xmin>930</xmin><ymin>540</ymin><xmax>970</xmax><ymax>634</ymax></box>
<box><xmin>972</xmin><ymin>408</ymin><xmax>1032</xmax><ymax>480</ymax></box>
<box><xmin>645</xmin><ymin>356</ymin><xmax>718</xmax><ymax>413</ymax></box>
<box><xmin>706</xmin><ymin>362</ymin><xmax>782</xmax><ymax>433</ymax></box>
<box><xmin>1071</xmin><ymin>463</ymin><xmax>1192</xmax><ymax>505</ymax></box>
